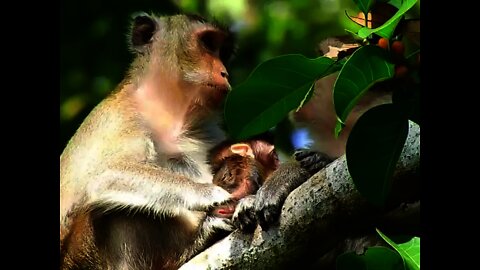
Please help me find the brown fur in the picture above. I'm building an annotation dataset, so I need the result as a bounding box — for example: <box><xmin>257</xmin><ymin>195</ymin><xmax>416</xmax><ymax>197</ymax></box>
<box><xmin>208</xmin><ymin>138</ymin><xmax>279</xmax><ymax>218</ymax></box>
<box><xmin>294</xmin><ymin>73</ymin><xmax>392</xmax><ymax>158</ymax></box>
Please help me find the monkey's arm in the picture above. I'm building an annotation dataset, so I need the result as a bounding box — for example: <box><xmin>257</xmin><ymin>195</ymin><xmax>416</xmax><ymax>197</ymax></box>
<box><xmin>233</xmin><ymin>150</ymin><xmax>333</xmax><ymax>230</ymax></box>
<box><xmin>84</xmin><ymin>162</ymin><xmax>231</xmax><ymax>216</ymax></box>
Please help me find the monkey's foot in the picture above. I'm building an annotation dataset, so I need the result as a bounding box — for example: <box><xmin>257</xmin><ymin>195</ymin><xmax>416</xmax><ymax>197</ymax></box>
<box><xmin>232</xmin><ymin>195</ymin><xmax>257</xmax><ymax>232</ymax></box>
<box><xmin>294</xmin><ymin>149</ymin><xmax>334</xmax><ymax>176</ymax></box>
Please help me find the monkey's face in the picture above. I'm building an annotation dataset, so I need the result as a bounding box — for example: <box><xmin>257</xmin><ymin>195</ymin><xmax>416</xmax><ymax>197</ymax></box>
<box><xmin>129</xmin><ymin>14</ymin><xmax>235</xmax><ymax>111</ymax></box>
<box><xmin>211</xmin><ymin>155</ymin><xmax>261</xmax><ymax>218</ymax></box>
<box><xmin>182</xmin><ymin>18</ymin><xmax>235</xmax><ymax>110</ymax></box>
<box><xmin>213</xmin><ymin>155</ymin><xmax>261</xmax><ymax>196</ymax></box>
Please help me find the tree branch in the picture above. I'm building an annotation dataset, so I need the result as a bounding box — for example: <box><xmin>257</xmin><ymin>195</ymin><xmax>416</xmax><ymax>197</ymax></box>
<box><xmin>180</xmin><ymin>121</ymin><xmax>420</xmax><ymax>270</ymax></box>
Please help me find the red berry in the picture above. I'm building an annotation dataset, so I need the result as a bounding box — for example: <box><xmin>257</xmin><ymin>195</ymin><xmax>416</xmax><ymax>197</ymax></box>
<box><xmin>391</xmin><ymin>40</ymin><xmax>405</xmax><ymax>56</ymax></box>
<box><xmin>377</xmin><ymin>38</ymin><xmax>389</xmax><ymax>50</ymax></box>
<box><xmin>395</xmin><ymin>65</ymin><xmax>408</xmax><ymax>78</ymax></box>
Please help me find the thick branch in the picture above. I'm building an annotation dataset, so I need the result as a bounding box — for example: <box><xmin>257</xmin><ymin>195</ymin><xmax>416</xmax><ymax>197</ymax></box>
<box><xmin>180</xmin><ymin>121</ymin><xmax>420</xmax><ymax>270</ymax></box>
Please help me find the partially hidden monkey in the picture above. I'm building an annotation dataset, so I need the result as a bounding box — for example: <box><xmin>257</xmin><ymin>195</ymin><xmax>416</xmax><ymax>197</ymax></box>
<box><xmin>294</xmin><ymin>37</ymin><xmax>393</xmax><ymax>159</ymax></box>
<box><xmin>60</xmin><ymin>13</ymin><xmax>238</xmax><ymax>270</ymax></box>
<box><xmin>289</xmin><ymin>38</ymin><xmax>412</xmax><ymax>269</ymax></box>
<box><xmin>231</xmin><ymin>38</ymin><xmax>390</xmax><ymax>232</ymax></box>
<box><xmin>293</xmin><ymin>76</ymin><xmax>392</xmax><ymax>159</ymax></box>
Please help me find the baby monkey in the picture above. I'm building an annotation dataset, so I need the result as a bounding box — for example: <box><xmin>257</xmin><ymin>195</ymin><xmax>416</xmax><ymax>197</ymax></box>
<box><xmin>208</xmin><ymin>136</ymin><xmax>279</xmax><ymax>221</ymax></box>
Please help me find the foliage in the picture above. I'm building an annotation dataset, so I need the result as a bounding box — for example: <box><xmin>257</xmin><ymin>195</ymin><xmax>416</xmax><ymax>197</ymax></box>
<box><xmin>225</xmin><ymin>55</ymin><xmax>340</xmax><ymax>140</ymax></box>
<box><xmin>224</xmin><ymin>0</ymin><xmax>420</xmax><ymax>208</ymax></box>
<box><xmin>377</xmin><ymin>229</ymin><xmax>421</xmax><ymax>270</ymax></box>
<box><xmin>336</xmin><ymin>229</ymin><xmax>420</xmax><ymax>270</ymax></box>
<box><xmin>345</xmin><ymin>104</ymin><xmax>409</xmax><ymax>207</ymax></box>
<box><xmin>224</xmin><ymin>0</ymin><xmax>420</xmax><ymax>266</ymax></box>
<box><xmin>333</xmin><ymin>45</ymin><xmax>394</xmax><ymax>137</ymax></box>
<box><xmin>356</xmin><ymin>0</ymin><xmax>418</xmax><ymax>39</ymax></box>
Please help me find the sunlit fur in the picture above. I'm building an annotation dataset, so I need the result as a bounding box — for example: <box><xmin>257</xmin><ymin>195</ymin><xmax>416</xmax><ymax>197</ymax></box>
<box><xmin>60</xmin><ymin>13</ymin><xmax>236</xmax><ymax>270</ymax></box>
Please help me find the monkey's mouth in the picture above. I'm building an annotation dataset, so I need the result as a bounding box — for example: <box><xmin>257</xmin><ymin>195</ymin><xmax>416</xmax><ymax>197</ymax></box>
<box><xmin>211</xmin><ymin>201</ymin><xmax>236</xmax><ymax>218</ymax></box>
<box><xmin>208</xmin><ymin>81</ymin><xmax>230</xmax><ymax>91</ymax></box>
<box><xmin>206</xmin><ymin>87</ymin><xmax>228</xmax><ymax>108</ymax></box>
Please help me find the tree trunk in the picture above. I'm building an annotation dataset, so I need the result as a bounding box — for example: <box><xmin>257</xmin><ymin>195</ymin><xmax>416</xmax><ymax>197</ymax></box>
<box><xmin>180</xmin><ymin>121</ymin><xmax>420</xmax><ymax>270</ymax></box>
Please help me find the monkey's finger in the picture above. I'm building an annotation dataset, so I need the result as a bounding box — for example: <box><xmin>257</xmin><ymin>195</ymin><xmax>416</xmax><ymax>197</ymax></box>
<box><xmin>232</xmin><ymin>196</ymin><xmax>257</xmax><ymax>232</ymax></box>
<box><xmin>299</xmin><ymin>159</ymin><xmax>325</xmax><ymax>174</ymax></box>
<box><xmin>234</xmin><ymin>211</ymin><xmax>257</xmax><ymax>232</ymax></box>
<box><xmin>232</xmin><ymin>208</ymin><xmax>253</xmax><ymax>229</ymax></box>
<box><xmin>293</xmin><ymin>149</ymin><xmax>316</xmax><ymax>161</ymax></box>
<box><xmin>211</xmin><ymin>186</ymin><xmax>235</xmax><ymax>206</ymax></box>
<box><xmin>206</xmin><ymin>216</ymin><xmax>235</xmax><ymax>232</ymax></box>
<box><xmin>192</xmin><ymin>185</ymin><xmax>234</xmax><ymax>212</ymax></box>
<box><xmin>294</xmin><ymin>149</ymin><xmax>333</xmax><ymax>164</ymax></box>
<box><xmin>297</xmin><ymin>151</ymin><xmax>334</xmax><ymax>176</ymax></box>
<box><xmin>217</xmin><ymin>218</ymin><xmax>235</xmax><ymax>232</ymax></box>
<box><xmin>256</xmin><ymin>205</ymin><xmax>280</xmax><ymax>231</ymax></box>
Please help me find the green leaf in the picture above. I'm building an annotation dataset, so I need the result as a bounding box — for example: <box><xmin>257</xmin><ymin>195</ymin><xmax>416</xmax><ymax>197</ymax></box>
<box><xmin>353</xmin><ymin>0</ymin><xmax>375</xmax><ymax>15</ymax></box>
<box><xmin>377</xmin><ymin>229</ymin><xmax>420</xmax><ymax>270</ymax></box>
<box><xmin>345</xmin><ymin>104</ymin><xmax>408</xmax><ymax>207</ymax></box>
<box><xmin>337</xmin><ymin>247</ymin><xmax>404</xmax><ymax>270</ymax></box>
<box><xmin>357</xmin><ymin>0</ymin><xmax>418</xmax><ymax>39</ymax></box>
<box><xmin>225</xmin><ymin>55</ymin><xmax>339</xmax><ymax>140</ymax></box>
<box><xmin>333</xmin><ymin>45</ymin><xmax>394</xmax><ymax>137</ymax></box>
<box><xmin>388</xmin><ymin>0</ymin><xmax>406</xmax><ymax>9</ymax></box>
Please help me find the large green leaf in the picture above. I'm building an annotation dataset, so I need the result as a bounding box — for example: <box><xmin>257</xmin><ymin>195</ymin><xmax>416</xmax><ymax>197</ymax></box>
<box><xmin>346</xmin><ymin>104</ymin><xmax>408</xmax><ymax>207</ymax></box>
<box><xmin>377</xmin><ymin>229</ymin><xmax>420</xmax><ymax>270</ymax></box>
<box><xmin>357</xmin><ymin>0</ymin><xmax>418</xmax><ymax>39</ymax></box>
<box><xmin>337</xmin><ymin>246</ymin><xmax>404</xmax><ymax>270</ymax></box>
<box><xmin>225</xmin><ymin>55</ymin><xmax>339</xmax><ymax>140</ymax></box>
<box><xmin>333</xmin><ymin>45</ymin><xmax>394</xmax><ymax>137</ymax></box>
<box><xmin>353</xmin><ymin>0</ymin><xmax>375</xmax><ymax>15</ymax></box>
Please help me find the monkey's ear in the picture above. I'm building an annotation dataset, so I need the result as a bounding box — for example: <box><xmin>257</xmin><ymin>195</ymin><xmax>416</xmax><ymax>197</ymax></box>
<box><xmin>230</xmin><ymin>143</ymin><xmax>255</xmax><ymax>158</ymax></box>
<box><xmin>130</xmin><ymin>13</ymin><xmax>157</xmax><ymax>53</ymax></box>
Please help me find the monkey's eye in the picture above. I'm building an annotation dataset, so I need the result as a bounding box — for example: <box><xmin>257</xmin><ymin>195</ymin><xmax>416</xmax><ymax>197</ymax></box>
<box><xmin>199</xmin><ymin>31</ymin><xmax>221</xmax><ymax>53</ymax></box>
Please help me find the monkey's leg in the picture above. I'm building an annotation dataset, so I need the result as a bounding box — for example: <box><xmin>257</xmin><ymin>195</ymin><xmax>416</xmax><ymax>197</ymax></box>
<box><xmin>179</xmin><ymin>215</ymin><xmax>235</xmax><ymax>264</ymax></box>
<box><xmin>234</xmin><ymin>150</ymin><xmax>333</xmax><ymax>231</ymax></box>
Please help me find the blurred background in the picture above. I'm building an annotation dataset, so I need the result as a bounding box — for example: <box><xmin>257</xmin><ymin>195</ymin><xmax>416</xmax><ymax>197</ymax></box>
<box><xmin>60</xmin><ymin>0</ymin><xmax>377</xmax><ymax>154</ymax></box>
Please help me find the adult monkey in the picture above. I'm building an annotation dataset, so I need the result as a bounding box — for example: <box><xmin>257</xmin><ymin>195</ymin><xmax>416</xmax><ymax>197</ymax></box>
<box><xmin>60</xmin><ymin>13</ymin><xmax>237</xmax><ymax>270</ymax></box>
<box><xmin>59</xmin><ymin>10</ymin><xmax>332</xmax><ymax>269</ymax></box>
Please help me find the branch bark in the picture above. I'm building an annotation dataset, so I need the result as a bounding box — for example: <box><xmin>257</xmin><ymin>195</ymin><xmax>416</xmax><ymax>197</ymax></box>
<box><xmin>180</xmin><ymin>121</ymin><xmax>420</xmax><ymax>270</ymax></box>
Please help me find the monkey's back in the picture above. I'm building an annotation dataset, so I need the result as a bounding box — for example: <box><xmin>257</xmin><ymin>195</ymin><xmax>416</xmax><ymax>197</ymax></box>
<box><xmin>60</xmin><ymin>86</ymin><xmax>149</xmax><ymax>223</ymax></box>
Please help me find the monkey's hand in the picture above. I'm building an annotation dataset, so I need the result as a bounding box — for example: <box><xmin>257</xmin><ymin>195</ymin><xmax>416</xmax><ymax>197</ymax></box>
<box><xmin>293</xmin><ymin>149</ymin><xmax>334</xmax><ymax>177</ymax></box>
<box><xmin>230</xmin><ymin>163</ymin><xmax>309</xmax><ymax>231</ymax></box>
<box><xmin>249</xmin><ymin>150</ymin><xmax>333</xmax><ymax>230</ymax></box>
<box><xmin>203</xmin><ymin>215</ymin><xmax>235</xmax><ymax>233</ymax></box>
<box><xmin>188</xmin><ymin>184</ymin><xmax>233</xmax><ymax>212</ymax></box>
<box><xmin>251</xmin><ymin>155</ymin><xmax>331</xmax><ymax>231</ymax></box>
<box><xmin>214</xmin><ymin>151</ymin><xmax>333</xmax><ymax>232</ymax></box>
<box><xmin>232</xmin><ymin>195</ymin><xmax>257</xmax><ymax>232</ymax></box>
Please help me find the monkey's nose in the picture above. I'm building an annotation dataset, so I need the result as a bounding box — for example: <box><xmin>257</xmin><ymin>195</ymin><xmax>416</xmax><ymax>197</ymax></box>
<box><xmin>221</xmin><ymin>71</ymin><xmax>229</xmax><ymax>79</ymax></box>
